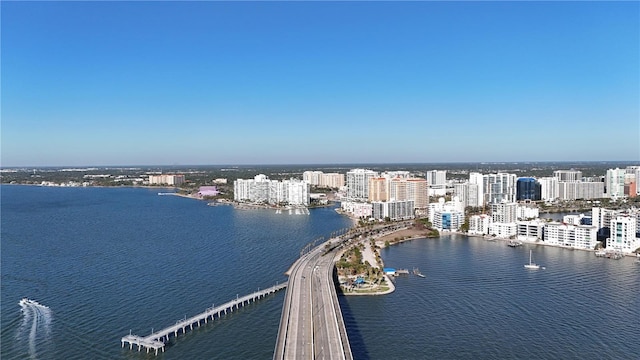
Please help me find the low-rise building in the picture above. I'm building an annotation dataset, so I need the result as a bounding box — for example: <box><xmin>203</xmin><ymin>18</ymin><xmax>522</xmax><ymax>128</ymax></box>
<box><xmin>517</xmin><ymin>220</ymin><xmax>545</xmax><ymax>242</ymax></box>
<box><xmin>544</xmin><ymin>222</ymin><xmax>598</xmax><ymax>250</ymax></box>
<box><xmin>341</xmin><ymin>201</ymin><xmax>373</xmax><ymax>218</ymax></box>
<box><xmin>489</xmin><ymin>222</ymin><xmax>517</xmax><ymax>238</ymax></box>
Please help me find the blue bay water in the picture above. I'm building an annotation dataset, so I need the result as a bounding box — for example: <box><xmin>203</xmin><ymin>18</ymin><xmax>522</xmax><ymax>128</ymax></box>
<box><xmin>2</xmin><ymin>185</ymin><xmax>639</xmax><ymax>359</ymax></box>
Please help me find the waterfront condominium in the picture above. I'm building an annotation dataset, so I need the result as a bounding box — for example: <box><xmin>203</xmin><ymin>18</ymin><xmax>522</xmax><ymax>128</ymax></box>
<box><xmin>302</xmin><ymin>171</ymin><xmax>345</xmax><ymax>189</ymax></box>
<box><xmin>234</xmin><ymin>174</ymin><xmax>310</xmax><ymax>206</ymax></box>
<box><xmin>606</xmin><ymin>168</ymin><xmax>627</xmax><ymax>199</ymax></box>
<box><xmin>368</xmin><ymin>177</ymin><xmax>388</xmax><ymax>202</ymax></box>
<box><xmin>148</xmin><ymin>174</ymin><xmax>185</xmax><ymax>186</ymax></box>
<box><xmin>371</xmin><ymin>200</ymin><xmax>415</xmax><ymax>221</ymax></box>
<box><xmin>346</xmin><ymin>169</ymin><xmax>378</xmax><ymax>202</ymax></box>
<box><xmin>607</xmin><ymin>215</ymin><xmax>640</xmax><ymax>254</ymax></box>
<box><xmin>543</xmin><ymin>222</ymin><xmax>598</xmax><ymax>250</ymax></box>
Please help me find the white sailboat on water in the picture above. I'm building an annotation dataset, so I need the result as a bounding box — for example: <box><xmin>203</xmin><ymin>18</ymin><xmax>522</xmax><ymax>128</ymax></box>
<box><xmin>524</xmin><ymin>249</ymin><xmax>540</xmax><ymax>270</ymax></box>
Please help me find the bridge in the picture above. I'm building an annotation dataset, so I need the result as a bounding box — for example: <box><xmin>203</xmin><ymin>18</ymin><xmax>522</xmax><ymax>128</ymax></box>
<box><xmin>120</xmin><ymin>224</ymin><xmax>402</xmax><ymax>357</ymax></box>
<box><xmin>273</xmin><ymin>236</ymin><xmax>353</xmax><ymax>360</ymax></box>
<box><xmin>121</xmin><ymin>282</ymin><xmax>287</xmax><ymax>355</ymax></box>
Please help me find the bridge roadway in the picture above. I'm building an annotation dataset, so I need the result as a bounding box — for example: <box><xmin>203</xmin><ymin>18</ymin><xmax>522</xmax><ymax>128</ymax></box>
<box><xmin>273</xmin><ymin>237</ymin><xmax>353</xmax><ymax>360</ymax></box>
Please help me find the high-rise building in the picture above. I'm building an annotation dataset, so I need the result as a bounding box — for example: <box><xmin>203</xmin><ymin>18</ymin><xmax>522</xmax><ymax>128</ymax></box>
<box><xmin>426</xmin><ymin>170</ymin><xmax>447</xmax><ymax>196</ymax></box>
<box><xmin>557</xmin><ymin>181</ymin><xmax>604</xmax><ymax>200</ymax></box>
<box><xmin>303</xmin><ymin>171</ymin><xmax>323</xmax><ymax>186</ymax></box>
<box><xmin>303</xmin><ymin>171</ymin><xmax>345</xmax><ymax>188</ymax></box>
<box><xmin>626</xmin><ymin>166</ymin><xmax>640</xmax><ymax>195</ymax></box>
<box><xmin>453</xmin><ymin>182</ymin><xmax>482</xmax><ymax>207</ymax></box>
<box><xmin>320</xmin><ymin>173</ymin><xmax>345</xmax><ymax>188</ymax></box>
<box><xmin>368</xmin><ymin>177</ymin><xmax>388</xmax><ymax>202</ymax></box>
<box><xmin>371</xmin><ymin>200</ymin><xmax>415</xmax><ymax>221</ymax></box>
<box><xmin>483</xmin><ymin>173</ymin><xmax>516</xmax><ymax>204</ymax></box>
<box><xmin>234</xmin><ymin>174</ymin><xmax>310</xmax><ymax>206</ymax></box>
<box><xmin>606</xmin><ymin>215</ymin><xmax>639</xmax><ymax>253</ymax></box>
<box><xmin>538</xmin><ymin>177</ymin><xmax>558</xmax><ymax>201</ymax></box>
<box><xmin>606</xmin><ymin>168</ymin><xmax>626</xmax><ymax>198</ymax></box>
<box><xmin>554</xmin><ymin>170</ymin><xmax>582</xmax><ymax>182</ymax></box>
<box><xmin>468</xmin><ymin>172</ymin><xmax>485</xmax><ymax>206</ymax></box>
<box><xmin>148</xmin><ymin>174</ymin><xmax>185</xmax><ymax>186</ymax></box>
<box><xmin>516</xmin><ymin>177</ymin><xmax>541</xmax><ymax>201</ymax></box>
<box><xmin>346</xmin><ymin>169</ymin><xmax>378</xmax><ymax>202</ymax></box>
<box><xmin>491</xmin><ymin>202</ymin><xmax>517</xmax><ymax>224</ymax></box>
<box><xmin>406</xmin><ymin>178</ymin><xmax>429</xmax><ymax>209</ymax></box>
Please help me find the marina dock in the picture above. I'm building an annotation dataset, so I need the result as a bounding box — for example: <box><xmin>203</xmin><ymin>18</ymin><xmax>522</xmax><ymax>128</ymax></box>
<box><xmin>121</xmin><ymin>282</ymin><xmax>287</xmax><ymax>355</ymax></box>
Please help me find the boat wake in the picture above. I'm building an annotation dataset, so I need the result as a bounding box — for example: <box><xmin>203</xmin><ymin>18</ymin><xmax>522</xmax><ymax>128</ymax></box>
<box><xmin>17</xmin><ymin>298</ymin><xmax>52</xmax><ymax>359</ymax></box>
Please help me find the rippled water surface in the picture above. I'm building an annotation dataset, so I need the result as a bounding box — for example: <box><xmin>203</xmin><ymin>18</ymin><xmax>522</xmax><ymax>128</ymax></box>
<box><xmin>342</xmin><ymin>235</ymin><xmax>640</xmax><ymax>360</ymax></box>
<box><xmin>2</xmin><ymin>185</ymin><xmax>639</xmax><ymax>359</ymax></box>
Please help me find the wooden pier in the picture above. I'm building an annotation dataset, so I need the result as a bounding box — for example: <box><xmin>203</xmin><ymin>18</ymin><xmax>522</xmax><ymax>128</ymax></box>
<box><xmin>121</xmin><ymin>282</ymin><xmax>287</xmax><ymax>355</ymax></box>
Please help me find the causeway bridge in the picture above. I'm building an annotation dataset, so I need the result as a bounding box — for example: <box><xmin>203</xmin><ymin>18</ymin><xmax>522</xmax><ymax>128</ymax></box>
<box><xmin>121</xmin><ymin>282</ymin><xmax>287</xmax><ymax>355</ymax></box>
<box><xmin>273</xmin><ymin>236</ymin><xmax>353</xmax><ymax>360</ymax></box>
<box><xmin>120</xmin><ymin>224</ymin><xmax>405</xmax><ymax>358</ymax></box>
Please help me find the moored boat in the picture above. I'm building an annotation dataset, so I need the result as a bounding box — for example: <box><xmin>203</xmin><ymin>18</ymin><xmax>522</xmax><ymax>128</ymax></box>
<box><xmin>413</xmin><ymin>267</ymin><xmax>426</xmax><ymax>278</ymax></box>
<box><xmin>524</xmin><ymin>250</ymin><xmax>540</xmax><ymax>270</ymax></box>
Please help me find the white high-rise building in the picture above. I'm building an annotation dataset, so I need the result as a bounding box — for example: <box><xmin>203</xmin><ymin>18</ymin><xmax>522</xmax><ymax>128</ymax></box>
<box><xmin>558</xmin><ymin>181</ymin><xmax>605</xmax><ymax>200</ymax></box>
<box><xmin>234</xmin><ymin>174</ymin><xmax>310</xmax><ymax>206</ymax></box>
<box><xmin>484</xmin><ymin>173</ymin><xmax>516</xmax><ymax>204</ymax></box>
<box><xmin>426</xmin><ymin>170</ymin><xmax>447</xmax><ymax>196</ymax></box>
<box><xmin>538</xmin><ymin>177</ymin><xmax>558</xmax><ymax>201</ymax></box>
<box><xmin>592</xmin><ymin>207</ymin><xmax>618</xmax><ymax>233</ymax></box>
<box><xmin>371</xmin><ymin>200</ymin><xmax>415</xmax><ymax>221</ymax></box>
<box><xmin>468</xmin><ymin>172</ymin><xmax>485</xmax><ymax>207</ymax></box>
<box><xmin>554</xmin><ymin>170</ymin><xmax>582</xmax><ymax>182</ymax></box>
<box><xmin>491</xmin><ymin>202</ymin><xmax>518</xmax><ymax>224</ymax></box>
<box><xmin>454</xmin><ymin>182</ymin><xmax>481</xmax><ymax>208</ymax></box>
<box><xmin>303</xmin><ymin>171</ymin><xmax>323</xmax><ymax>186</ymax></box>
<box><xmin>346</xmin><ymin>169</ymin><xmax>378</xmax><ymax>202</ymax></box>
<box><xmin>607</xmin><ymin>215</ymin><xmax>639</xmax><ymax>254</ymax></box>
<box><xmin>606</xmin><ymin>168</ymin><xmax>626</xmax><ymax>198</ymax></box>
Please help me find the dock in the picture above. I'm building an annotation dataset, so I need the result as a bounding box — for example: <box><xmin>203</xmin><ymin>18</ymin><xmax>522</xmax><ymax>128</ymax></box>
<box><xmin>121</xmin><ymin>282</ymin><xmax>287</xmax><ymax>355</ymax></box>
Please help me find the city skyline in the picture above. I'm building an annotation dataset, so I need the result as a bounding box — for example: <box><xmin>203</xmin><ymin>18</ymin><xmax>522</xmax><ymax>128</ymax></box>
<box><xmin>2</xmin><ymin>1</ymin><xmax>639</xmax><ymax>167</ymax></box>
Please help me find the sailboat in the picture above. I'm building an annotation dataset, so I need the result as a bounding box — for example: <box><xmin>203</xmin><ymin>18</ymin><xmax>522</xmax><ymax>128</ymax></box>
<box><xmin>524</xmin><ymin>250</ymin><xmax>540</xmax><ymax>270</ymax></box>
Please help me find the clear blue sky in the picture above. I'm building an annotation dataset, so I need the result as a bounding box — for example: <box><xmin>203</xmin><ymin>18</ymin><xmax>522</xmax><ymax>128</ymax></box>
<box><xmin>2</xmin><ymin>1</ymin><xmax>639</xmax><ymax>166</ymax></box>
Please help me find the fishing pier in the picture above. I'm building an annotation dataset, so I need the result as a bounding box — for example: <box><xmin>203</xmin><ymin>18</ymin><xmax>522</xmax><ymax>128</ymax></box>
<box><xmin>121</xmin><ymin>282</ymin><xmax>287</xmax><ymax>355</ymax></box>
